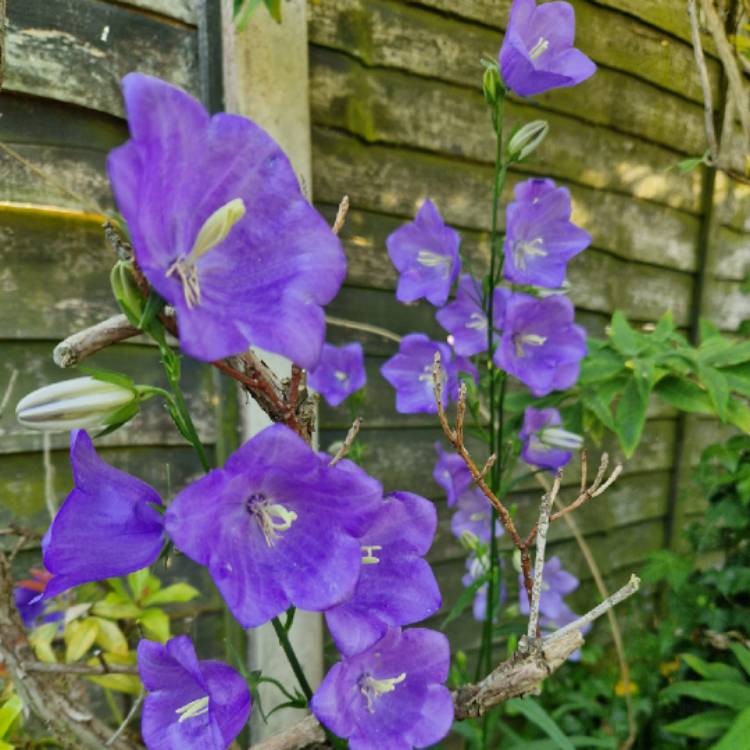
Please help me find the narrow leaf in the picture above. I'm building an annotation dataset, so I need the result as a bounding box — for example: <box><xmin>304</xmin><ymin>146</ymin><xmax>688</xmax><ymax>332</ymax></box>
<box><xmin>663</xmin><ymin>709</ymin><xmax>734</xmax><ymax>739</ymax></box>
<box><xmin>506</xmin><ymin>697</ymin><xmax>576</xmax><ymax>750</ymax></box>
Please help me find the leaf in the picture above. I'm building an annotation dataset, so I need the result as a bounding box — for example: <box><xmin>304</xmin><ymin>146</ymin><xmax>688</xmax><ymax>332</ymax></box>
<box><xmin>663</xmin><ymin>709</ymin><xmax>734</xmax><ymax>739</ymax></box>
<box><xmin>86</xmin><ymin>653</ymin><xmax>141</xmax><ymax>696</ymax></box>
<box><xmin>440</xmin><ymin>572</ymin><xmax>489</xmax><ymax>629</ymax></box>
<box><xmin>92</xmin><ymin>617</ymin><xmax>129</xmax><ymax>656</ymax></box>
<box><xmin>730</xmin><ymin>644</ymin><xmax>750</xmax><ymax>678</ymax></box>
<box><xmin>64</xmin><ymin>618</ymin><xmax>99</xmax><ymax>663</ymax></box>
<box><xmin>138</xmin><ymin>608</ymin><xmax>170</xmax><ymax>643</ymax></box>
<box><xmin>698</xmin><ymin>365</ymin><xmax>730</xmax><ymax>421</ymax></box>
<box><xmin>77</xmin><ymin>365</ymin><xmax>135</xmax><ymax>392</ymax></box>
<box><xmin>91</xmin><ymin>595</ymin><xmax>142</xmax><ymax>620</ymax></box>
<box><xmin>661</xmin><ymin>680</ymin><xmax>750</xmax><ymax>711</ymax></box>
<box><xmin>506</xmin><ymin>697</ymin><xmax>575</xmax><ymax>750</ymax></box>
<box><xmin>615</xmin><ymin>377</ymin><xmax>649</xmax><ymax>457</ymax></box>
<box><xmin>681</xmin><ymin>653</ymin><xmax>745</xmax><ymax>683</ymax></box>
<box><xmin>703</xmin><ymin>339</ymin><xmax>750</xmax><ymax>368</ymax></box>
<box><xmin>708</xmin><ymin>706</ymin><xmax>750</xmax><ymax>750</ymax></box>
<box><xmin>641</xmin><ymin>550</ymin><xmax>692</xmax><ymax>590</ymax></box>
<box><xmin>579</xmin><ymin>346</ymin><xmax>625</xmax><ymax>384</ymax></box>
<box><xmin>0</xmin><ymin>695</ymin><xmax>23</xmax><ymax>738</ymax></box>
<box><xmin>138</xmin><ymin>289</ymin><xmax>166</xmax><ymax>332</ymax></box>
<box><xmin>654</xmin><ymin>376</ymin><xmax>713</xmax><ymax>415</ymax></box>
<box><xmin>29</xmin><ymin>621</ymin><xmax>60</xmax><ymax>663</ymax></box>
<box><xmin>127</xmin><ymin>568</ymin><xmax>151</xmax><ymax>601</ymax></box>
<box><xmin>727</xmin><ymin>398</ymin><xmax>750</xmax><ymax>433</ymax></box>
<box><xmin>142</xmin><ymin>582</ymin><xmax>199</xmax><ymax>607</ymax></box>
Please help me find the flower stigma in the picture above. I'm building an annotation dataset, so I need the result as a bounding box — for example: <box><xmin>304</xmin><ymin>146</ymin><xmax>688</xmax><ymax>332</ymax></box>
<box><xmin>334</xmin><ymin>370</ymin><xmax>349</xmax><ymax>382</ymax></box>
<box><xmin>175</xmin><ymin>695</ymin><xmax>209</xmax><ymax>723</ymax></box>
<box><xmin>514</xmin><ymin>333</ymin><xmax>547</xmax><ymax>358</ymax></box>
<box><xmin>416</xmin><ymin>249</ymin><xmax>451</xmax><ymax>277</ymax></box>
<box><xmin>166</xmin><ymin>198</ymin><xmax>246</xmax><ymax>308</ymax></box>
<box><xmin>465</xmin><ymin>312</ymin><xmax>487</xmax><ymax>331</ymax></box>
<box><xmin>513</xmin><ymin>237</ymin><xmax>547</xmax><ymax>270</ymax></box>
<box><xmin>358</xmin><ymin>672</ymin><xmax>407</xmax><ymax>713</ymax></box>
<box><xmin>246</xmin><ymin>493</ymin><xmax>298</xmax><ymax>547</ymax></box>
<box><xmin>529</xmin><ymin>37</ymin><xmax>550</xmax><ymax>61</ymax></box>
<box><xmin>361</xmin><ymin>545</ymin><xmax>383</xmax><ymax>565</ymax></box>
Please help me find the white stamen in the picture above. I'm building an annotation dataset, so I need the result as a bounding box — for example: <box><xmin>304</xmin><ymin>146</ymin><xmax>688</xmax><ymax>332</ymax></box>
<box><xmin>251</xmin><ymin>498</ymin><xmax>298</xmax><ymax>547</ymax></box>
<box><xmin>175</xmin><ymin>696</ymin><xmax>209</xmax><ymax>723</ymax></box>
<box><xmin>417</xmin><ymin>249</ymin><xmax>451</xmax><ymax>277</ymax></box>
<box><xmin>514</xmin><ymin>333</ymin><xmax>547</xmax><ymax>358</ymax></box>
<box><xmin>529</xmin><ymin>36</ymin><xmax>550</xmax><ymax>61</ymax></box>
<box><xmin>334</xmin><ymin>370</ymin><xmax>349</xmax><ymax>382</ymax></box>
<box><xmin>359</xmin><ymin>672</ymin><xmax>407</xmax><ymax>713</ymax></box>
<box><xmin>513</xmin><ymin>237</ymin><xmax>547</xmax><ymax>270</ymax></box>
<box><xmin>361</xmin><ymin>545</ymin><xmax>383</xmax><ymax>565</ymax></box>
<box><xmin>465</xmin><ymin>312</ymin><xmax>487</xmax><ymax>331</ymax></box>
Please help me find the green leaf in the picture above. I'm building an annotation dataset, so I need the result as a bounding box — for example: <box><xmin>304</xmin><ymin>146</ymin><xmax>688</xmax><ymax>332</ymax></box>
<box><xmin>64</xmin><ymin>617</ymin><xmax>99</xmax><ymax>663</ymax></box>
<box><xmin>138</xmin><ymin>289</ymin><xmax>165</xmax><ymax>332</ymax></box>
<box><xmin>506</xmin><ymin>697</ymin><xmax>576</xmax><ymax>750</ymax></box>
<box><xmin>698</xmin><ymin>365</ymin><xmax>730</xmax><ymax>421</ymax></box>
<box><xmin>142</xmin><ymin>582</ymin><xmax>199</xmax><ymax>607</ymax></box>
<box><xmin>440</xmin><ymin>572</ymin><xmax>489</xmax><ymax>629</ymax></box>
<box><xmin>78</xmin><ymin>365</ymin><xmax>135</xmax><ymax>392</ymax></box>
<box><xmin>663</xmin><ymin>709</ymin><xmax>734</xmax><ymax>739</ymax></box>
<box><xmin>709</xmin><ymin>706</ymin><xmax>750</xmax><ymax>750</ymax></box>
<box><xmin>661</xmin><ymin>680</ymin><xmax>750</xmax><ymax>711</ymax></box>
<box><xmin>579</xmin><ymin>346</ymin><xmax>625</xmax><ymax>384</ymax></box>
<box><xmin>681</xmin><ymin>653</ymin><xmax>745</xmax><ymax>683</ymax></box>
<box><xmin>91</xmin><ymin>594</ymin><xmax>142</xmax><ymax>620</ymax></box>
<box><xmin>610</xmin><ymin>311</ymin><xmax>644</xmax><ymax>356</ymax></box>
<box><xmin>703</xmin><ymin>339</ymin><xmax>750</xmax><ymax>368</ymax></box>
<box><xmin>615</xmin><ymin>377</ymin><xmax>649</xmax><ymax>457</ymax></box>
<box><xmin>0</xmin><ymin>695</ymin><xmax>23</xmax><ymax>739</ymax></box>
<box><xmin>641</xmin><ymin>550</ymin><xmax>692</xmax><ymax>590</ymax></box>
<box><xmin>730</xmin><ymin>644</ymin><xmax>750</xmax><ymax>678</ymax></box>
<box><xmin>654</xmin><ymin>376</ymin><xmax>713</xmax><ymax>415</ymax></box>
<box><xmin>92</xmin><ymin>617</ymin><xmax>129</xmax><ymax>656</ymax></box>
<box><xmin>138</xmin><ymin>608</ymin><xmax>170</xmax><ymax>643</ymax></box>
<box><xmin>727</xmin><ymin>398</ymin><xmax>750</xmax><ymax>433</ymax></box>
<box><xmin>127</xmin><ymin>568</ymin><xmax>151</xmax><ymax>600</ymax></box>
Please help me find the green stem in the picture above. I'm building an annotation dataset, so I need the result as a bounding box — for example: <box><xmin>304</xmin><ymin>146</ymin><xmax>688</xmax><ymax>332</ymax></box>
<box><xmin>271</xmin><ymin>616</ymin><xmax>314</xmax><ymax>702</ymax></box>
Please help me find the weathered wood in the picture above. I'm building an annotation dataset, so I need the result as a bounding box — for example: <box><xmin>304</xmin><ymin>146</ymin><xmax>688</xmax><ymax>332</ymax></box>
<box><xmin>308</xmin><ymin>0</ymin><xmax>707</xmax><ymax>153</ymax></box>
<box><xmin>310</xmin><ymin>47</ymin><xmax>703</xmax><ymax>215</ymax></box>
<box><xmin>112</xmin><ymin>0</ymin><xmax>197</xmax><ymax>25</ymax></box>
<box><xmin>312</xmin><ymin>127</ymin><xmax>701</xmax><ymax>272</ymax></box>
<box><xmin>401</xmin><ymin>0</ymin><xmax>715</xmax><ymax>103</ymax></box>
<box><xmin>703</xmin><ymin>278</ymin><xmax>750</xmax><ymax>330</ymax></box>
<box><xmin>0</xmin><ymin>341</ymin><xmax>216</xmax><ymax>455</ymax></box>
<box><xmin>5</xmin><ymin>0</ymin><xmax>199</xmax><ymax>117</ymax></box>
<box><xmin>714</xmin><ymin>225</ymin><xmax>750</xmax><ymax>281</ymax></box>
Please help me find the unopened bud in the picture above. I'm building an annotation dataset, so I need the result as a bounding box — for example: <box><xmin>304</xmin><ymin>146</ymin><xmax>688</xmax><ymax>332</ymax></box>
<box><xmin>507</xmin><ymin>120</ymin><xmax>549</xmax><ymax>162</ymax></box>
<box><xmin>16</xmin><ymin>377</ymin><xmax>137</xmax><ymax>432</ymax></box>
<box><xmin>539</xmin><ymin>426</ymin><xmax>583</xmax><ymax>451</ymax></box>
<box><xmin>111</xmin><ymin>260</ymin><xmax>144</xmax><ymax>326</ymax></box>
<box><xmin>483</xmin><ymin>66</ymin><xmax>501</xmax><ymax>106</ymax></box>
<box><xmin>459</xmin><ymin>530</ymin><xmax>481</xmax><ymax>552</ymax></box>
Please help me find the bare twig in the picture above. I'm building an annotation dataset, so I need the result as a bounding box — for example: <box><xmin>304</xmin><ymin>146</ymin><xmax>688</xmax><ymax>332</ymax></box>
<box><xmin>329</xmin><ymin>417</ymin><xmax>363</xmax><ymax>466</ymax></box>
<box><xmin>103</xmin><ymin>221</ymin><xmax>133</xmax><ymax>261</ymax></box>
<box><xmin>324</xmin><ymin>315</ymin><xmax>403</xmax><ymax>344</ymax></box>
<box><xmin>53</xmin><ymin>314</ymin><xmax>139</xmax><ymax>367</ymax></box>
<box><xmin>479</xmin><ymin>453</ymin><xmax>496</xmax><ymax>480</ymax></box>
<box><xmin>43</xmin><ymin>432</ymin><xmax>57</xmax><ymax>520</ymax></box>
<box><xmin>24</xmin><ymin>661</ymin><xmax>138</xmax><ymax>676</ymax></box>
<box><xmin>331</xmin><ymin>195</ymin><xmax>350</xmax><ymax>235</ymax></box>
<box><xmin>0</xmin><ymin>368</ymin><xmax>18</xmax><ymax>417</ymax></box>
<box><xmin>688</xmin><ymin>0</ymin><xmax>719</xmax><ymax>161</ymax></box>
<box><xmin>105</xmin><ymin>689</ymin><xmax>144</xmax><ymax>746</ymax></box>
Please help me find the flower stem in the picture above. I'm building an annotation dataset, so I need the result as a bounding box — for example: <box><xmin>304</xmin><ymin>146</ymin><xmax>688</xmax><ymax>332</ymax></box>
<box><xmin>271</xmin><ymin>615</ymin><xmax>314</xmax><ymax>702</ymax></box>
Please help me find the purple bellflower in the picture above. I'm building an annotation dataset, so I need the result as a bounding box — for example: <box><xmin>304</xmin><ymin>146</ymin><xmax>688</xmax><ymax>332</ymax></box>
<box><xmin>311</xmin><ymin>627</ymin><xmax>454</xmax><ymax>750</ymax></box>
<box><xmin>519</xmin><ymin>555</ymin><xmax>582</xmax><ymax>628</ymax></box>
<box><xmin>494</xmin><ymin>292</ymin><xmax>587</xmax><ymax>397</ymax></box>
<box><xmin>436</xmin><ymin>276</ymin><xmax>510</xmax><ymax>357</ymax></box>
<box><xmin>503</xmin><ymin>179</ymin><xmax>591</xmax><ymax>288</ymax></box>
<box><xmin>451</xmin><ymin>488</ymin><xmax>501</xmax><ymax>544</ymax></box>
<box><xmin>520</xmin><ymin>407</ymin><xmax>582</xmax><ymax>471</ymax></box>
<box><xmin>386</xmin><ymin>200</ymin><xmax>461</xmax><ymax>307</ymax></box>
<box><xmin>462</xmin><ymin>554</ymin><xmax>507</xmax><ymax>622</ymax></box>
<box><xmin>138</xmin><ymin>635</ymin><xmax>251</xmax><ymax>750</ymax></box>
<box><xmin>499</xmin><ymin>0</ymin><xmax>596</xmax><ymax>97</ymax></box>
<box><xmin>325</xmin><ymin>491</ymin><xmax>441</xmax><ymax>656</ymax></box>
<box><xmin>381</xmin><ymin>334</ymin><xmax>458</xmax><ymax>414</ymax></box>
<box><xmin>42</xmin><ymin>430</ymin><xmax>164</xmax><ymax>600</ymax></box>
<box><xmin>308</xmin><ymin>342</ymin><xmax>367</xmax><ymax>407</ymax></box>
<box><xmin>433</xmin><ymin>442</ymin><xmax>472</xmax><ymax>507</ymax></box>
<box><xmin>108</xmin><ymin>73</ymin><xmax>346</xmax><ymax>367</ymax></box>
<box><xmin>14</xmin><ymin>569</ymin><xmax>62</xmax><ymax>628</ymax></box>
<box><xmin>165</xmin><ymin>424</ymin><xmax>382</xmax><ymax>628</ymax></box>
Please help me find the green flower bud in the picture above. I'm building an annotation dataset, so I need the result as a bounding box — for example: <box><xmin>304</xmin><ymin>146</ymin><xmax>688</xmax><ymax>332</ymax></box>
<box><xmin>507</xmin><ymin>120</ymin><xmax>549</xmax><ymax>162</ymax></box>
<box><xmin>16</xmin><ymin>377</ymin><xmax>138</xmax><ymax>432</ymax></box>
<box><xmin>110</xmin><ymin>260</ymin><xmax>144</xmax><ymax>326</ymax></box>
<box><xmin>483</xmin><ymin>67</ymin><xmax>501</xmax><ymax>106</ymax></box>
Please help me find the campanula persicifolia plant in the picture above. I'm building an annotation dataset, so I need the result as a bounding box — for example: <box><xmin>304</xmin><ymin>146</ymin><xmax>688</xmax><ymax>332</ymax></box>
<box><xmin>4</xmin><ymin>0</ymin><xmax>750</xmax><ymax>748</ymax></box>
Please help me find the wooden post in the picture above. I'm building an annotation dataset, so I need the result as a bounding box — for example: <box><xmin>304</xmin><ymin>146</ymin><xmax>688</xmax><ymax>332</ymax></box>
<box><xmin>220</xmin><ymin>1</ymin><xmax>323</xmax><ymax>743</ymax></box>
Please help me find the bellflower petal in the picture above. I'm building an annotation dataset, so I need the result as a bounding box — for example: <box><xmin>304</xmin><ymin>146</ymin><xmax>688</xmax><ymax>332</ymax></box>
<box><xmin>165</xmin><ymin>424</ymin><xmax>382</xmax><ymax>627</ymax></box>
<box><xmin>451</xmin><ymin>488</ymin><xmax>502</xmax><ymax>543</ymax></box>
<box><xmin>108</xmin><ymin>73</ymin><xmax>346</xmax><ymax>367</ymax></box>
<box><xmin>387</xmin><ymin>200</ymin><xmax>461</xmax><ymax>306</ymax></box>
<box><xmin>520</xmin><ymin>407</ymin><xmax>579</xmax><ymax>470</ymax></box>
<box><xmin>308</xmin><ymin>342</ymin><xmax>367</xmax><ymax>407</ymax></box>
<box><xmin>381</xmin><ymin>334</ymin><xmax>458</xmax><ymax>414</ymax></box>
<box><xmin>311</xmin><ymin>628</ymin><xmax>453</xmax><ymax>750</ymax></box>
<box><xmin>138</xmin><ymin>636</ymin><xmax>250</xmax><ymax>750</ymax></box>
<box><xmin>325</xmin><ymin>492</ymin><xmax>442</xmax><ymax>656</ymax></box>
<box><xmin>42</xmin><ymin>430</ymin><xmax>164</xmax><ymax>599</ymax></box>
<box><xmin>503</xmin><ymin>178</ymin><xmax>591</xmax><ymax>288</ymax></box>
<box><xmin>519</xmin><ymin>556</ymin><xmax>582</xmax><ymax>624</ymax></box>
<box><xmin>494</xmin><ymin>292</ymin><xmax>587</xmax><ymax>396</ymax></box>
<box><xmin>433</xmin><ymin>442</ymin><xmax>472</xmax><ymax>507</ymax></box>
<box><xmin>499</xmin><ymin>0</ymin><xmax>596</xmax><ymax>97</ymax></box>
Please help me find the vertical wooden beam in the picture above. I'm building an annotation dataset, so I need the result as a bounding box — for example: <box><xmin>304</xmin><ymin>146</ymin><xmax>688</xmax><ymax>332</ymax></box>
<box><xmin>220</xmin><ymin>1</ymin><xmax>323</xmax><ymax>743</ymax></box>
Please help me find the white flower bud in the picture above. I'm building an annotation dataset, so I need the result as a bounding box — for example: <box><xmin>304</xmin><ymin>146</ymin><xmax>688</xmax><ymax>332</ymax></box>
<box><xmin>507</xmin><ymin>120</ymin><xmax>549</xmax><ymax>162</ymax></box>
<box><xmin>16</xmin><ymin>377</ymin><xmax>137</xmax><ymax>432</ymax></box>
<box><xmin>538</xmin><ymin>426</ymin><xmax>584</xmax><ymax>451</ymax></box>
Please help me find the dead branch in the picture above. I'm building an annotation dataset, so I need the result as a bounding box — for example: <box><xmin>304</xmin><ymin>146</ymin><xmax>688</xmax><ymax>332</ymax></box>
<box><xmin>329</xmin><ymin>417</ymin><xmax>363</xmax><ymax>466</ymax></box>
<box><xmin>331</xmin><ymin>195</ymin><xmax>349</xmax><ymax>235</ymax></box>
<box><xmin>688</xmin><ymin>0</ymin><xmax>719</xmax><ymax>161</ymax></box>
<box><xmin>53</xmin><ymin>314</ymin><xmax>139</xmax><ymax>367</ymax></box>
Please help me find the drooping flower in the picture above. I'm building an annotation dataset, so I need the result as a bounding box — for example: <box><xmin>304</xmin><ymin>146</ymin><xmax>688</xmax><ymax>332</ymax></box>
<box><xmin>42</xmin><ymin>430</ymin><xmax>165</xmax><ymax>599</ymax></box>
<box><xmin>503</xmin><ymin>179</ymin><xmax>591</xmax><ymax>288</ymax></box>
<box><xmin>386</xmin><ymin>200</ymin><xmax>461</xmax><ymax>307</ymax></box>
<box><xmin>494</xmin><ymin>292</ymin><xmax>587</xmax><ymax>397</ymax></box>
<box><xmin>15</xmin><ymin>376</ymin><xmax>137</xmax><ymax>432</ymax></box>
<box><xmin>108</xmin><ymin>73</ymin><xmax>346</xmax><ymax>366</ymax></box>
<box><xmin>499</xmin><ymin>0</ymin><xmax>596</xmax><ymax>97</ymax></box>
<box><xmin>380</xmin><ymin>334</ymin><xmax>457</xmax><ymax>414</ymax></box>
<box><xmin>436</xmin><ymin>276</ymin><xmax>511</xmax><ymax>357</ymax></box>
<box><xmin>14</xmin><ymin>569</ymin><xmax>62</xmax><ymax>628</ymax></box>
<box><xmin>165</xmin><ymin>424</ymin><xmax>382</xmax><ymax>628</ymax></box>
<box><xmin>451</xmin><ymin>488</ymin><xmax>502</xmax><ymax>544</ymax></box>
<box><xmin>518</xmin><ymin>555</ymin><xmax>581</xmax><ymax>627</ymax></box>
<box><xmin>325</xmin><ymin>492</ymin><xmax>441</xmax><ymax>656</ymax></box>
<box><xmin>433</xmin><ymin>442</ymin><xmax>472</xmax><ymax>507</ymax></box>
<box><xmin>520</xmin><ymin>407</ymin><xmax>582</xmax><ymax>471</ymax></box>
<box><xmin>138</xmin><ymin>635</ymin><xmax>251</xmax><ymax>750</ymax></box>
<box><xmin>311</xmin><ymin>628</ymin><xmax>454</xmax><ymax>750</ymax></box>
<box><xmin>308</xmin><ymin>342</ymin><xmax>367</xmax><ymax>407</ymax></box>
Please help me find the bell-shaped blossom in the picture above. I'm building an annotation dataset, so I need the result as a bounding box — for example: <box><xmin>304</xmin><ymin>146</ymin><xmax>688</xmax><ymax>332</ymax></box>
<box><xmin>42</xmin><ymin>430</ymin><xmax>165</xmax><ymax>599</ymax></box>
<box><xmin>499</xmin><ymin>0</ymin><xmax>596</xmax><ymax>97</ymax></box>
<box><xmin>381</xmin><ymin>334</ymin><xmax>458</xmax><ymax>414</ymax></box>
<box><xmin>451</xmin><ymin>488</ymin><xmax>502</xmax><ymax>544</ymax></box>
<box><xmin>494</xmin><ymin>292</ymin><xmax>587</xmax><ymax>397</ymax></box>
<box><xmin>308</xmin><ymin>342</ymin><xmax>367</xmax><ymax>407</ymax></box>
<box><xmin>387</xmin><ymin>200</ymin><xmax>461</xmax><ymax>307</ymax></box>
<box><xmin>325</xmin><ymin>492</ymin><xmax>441</xmax><ymax>656</ymax></box>
<box><xmin>165</xmin><ymin>424</ymin><xmax>382</xmax><ymax>628</ymax></box>
<box><xmin>14</xmin><ymin>569</ymin><xmax>62</xmax><ymax>628</ymax></box>
<box><xmin>436</xmin><ymin>277</ymin><xmax>511</xmax><ymax>357</ymax></box>
<box><xmin>503</xmin><ymin>179</ymin><xmax>590</xmax><ymax>288</ymax></box>
<box><xmin>138</xmin><ymin>635</ymin><xmax>251</xmax><ymax>750</ymax></box>
<box><xmin>433</xmin><ymin>442</ymin><xmax>472</xmax><ymax>507</ymax></box>
<box><xmin>519</xmin><ymin>556</ymin><xmax>581</xmax><ymax>626</ymax></box>
<box><xmin>520</xmin><ymin>407</ymin><xmax>582</xmax><ymax>470</ymax></box>
<box><xmin>462</xmin><ymin>554</ymin><xmax>507</xmax><ymax>622</ymax></box>
<box><xmin>108</xmin><ymin>73</ymin><xmax>346</xmax><ymax>366</ymax></box>
<box><xmin>311</xmin><ymin>628</ymin><xmax>454</xmax><ymax>750</ymax></box>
